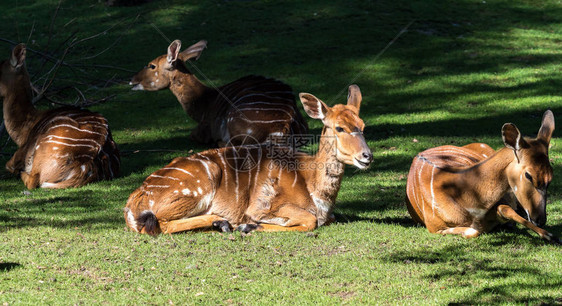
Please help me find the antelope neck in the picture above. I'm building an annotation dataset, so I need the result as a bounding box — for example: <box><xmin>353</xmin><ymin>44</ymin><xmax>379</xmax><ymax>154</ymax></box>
<box><xmin>307</xmin><ymin>127</ymin><xmax>345</xmax><ymax>205</ymax></box>
<box><xmin>3</xmin><ymin>75</ymin><xmax>37</xmax><ymax>147</ymax></box>
<box><xmin>168</xmin><ymin>71</ymin><xmax>215</xmax><ymax>122</ymax></box>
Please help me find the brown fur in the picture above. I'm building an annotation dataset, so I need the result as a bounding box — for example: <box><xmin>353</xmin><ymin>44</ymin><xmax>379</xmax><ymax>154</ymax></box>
<box><xmin>124</xmin><ymin>85</ymin><xmax>373</xmax><ymax>234</ymax></box>
<box><xmin>1</xmin><ymin>44</ymin><xmax>120</xmax><ymax>189</ymax></box>
<box><xmin>129</xmin><ymin>40</ymin><xmax>308</xmax><ymax>146</ymax></box>
<box><xmin>406</xmin><ymin>111</ymin><xmax>559</xmax><ymax>243</ymax></box>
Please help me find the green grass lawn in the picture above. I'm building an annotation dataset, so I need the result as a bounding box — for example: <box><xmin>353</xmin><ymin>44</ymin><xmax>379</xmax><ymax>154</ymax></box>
<box><xmin>1</xmin><ymin>0</ymin><xmax>562</xmax><ymax>304</ymax></box>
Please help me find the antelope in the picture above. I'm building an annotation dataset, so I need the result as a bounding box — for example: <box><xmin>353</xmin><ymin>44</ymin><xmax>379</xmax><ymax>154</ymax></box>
<box><xmin>0</xmin><ymin>44</ymin><xmax>120</xmax><ymax>189</ymax></box>
<box><xmin>129</xmin><ymin>39</ymin><xmax>308</xmax><ymax>146</ymax></box>
<box><xmin>123</xmin><ymin>85</ymin><xmax>372</xmax><ymax>234</ymax></box>
<box><xmin>406</xmin><ymin>110</ymin><xmax>561</xmax><ymax>244</ymax></box>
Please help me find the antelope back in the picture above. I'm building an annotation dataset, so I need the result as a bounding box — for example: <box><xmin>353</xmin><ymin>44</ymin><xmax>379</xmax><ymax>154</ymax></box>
<box><xmin>503</xmin><ymin>110</ymin><xmax>554</xmax><ymax>226</ymax></box>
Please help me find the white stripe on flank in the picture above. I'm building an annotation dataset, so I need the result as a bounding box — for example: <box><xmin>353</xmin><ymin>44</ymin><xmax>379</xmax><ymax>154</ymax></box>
<box><xmin>45</xmin><ymin>135</ymin><xmax>101</xmax><ymax>144</ymax></box>
<box><xmin>146</xmin><ymin>185</ymin><xmax>170</xmax><ymax>188</ymax></box>
<box><xmin>232</xmin><ymin>101</ymin><xmax>294</xmax><ymax>108</ymax></box>
<box><xmin>218</xmin><ymin>154</ymin><xmax>228</xmax><ymax>188</ymax></box>
<box><xmin>46</xmin><ymin>124</ymin><xmax>105</xmax><ymax>136</ymax></box>
<box><xmin>232</xmin><ymin>93</ymin><xmax>293</xmax><ymax>102</ymax></box>
<box><xmin>44</xmin><ymin>140</ymin><xmax>96</xmax><ymax>149</ymax></box>
<box><xmin>252</xmin><ymin>156</ymin><xmax>262</xmax><ymax>195</ymax></box>
<box><xmin>149</xmin><ymin>174</ymin><xmax>180</xmax><ymax>181</ymax></box>
<box><xmin>430</xmin><ymin>166</ymin><xmax>436</xmax><ymax>216</ymax></box>
<box><xmin>162</xmin><ymin>167</ymin><xmax>195</xmax><ymax>177</ymax></box>
<box><xmin>238</xmin><ymin>117</ymin><xmax>290</xmax><ymax>124</ymax></box>
<box><xmin>236</xmin><ymin>107</ymin><xmax>293</xmax><ymax>117</ymax></box>
<box><xmin>418</xmin><ymin>162</ymin><xmax>425</xmax><ymax>217</ymax></box>
<box><xmin>199</xmin><ymin>159</ymin><xmax>213</xmax><ymax>181</ymax></box>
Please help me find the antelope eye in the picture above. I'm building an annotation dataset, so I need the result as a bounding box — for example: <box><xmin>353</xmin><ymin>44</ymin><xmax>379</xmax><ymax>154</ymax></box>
<box><xmin>524</xmin><ymin>172</ymin><xmax>533</xmax><ymax>182</ymax></box>
<box><xmin>149</xmin><ymin>64</ymin><xmax>156</xmax><ymax>69</ymax></box>
<box><xmin>335</xmin><ymin>127</ymin><xmax>344</xmax><ymax>133</ymax></box>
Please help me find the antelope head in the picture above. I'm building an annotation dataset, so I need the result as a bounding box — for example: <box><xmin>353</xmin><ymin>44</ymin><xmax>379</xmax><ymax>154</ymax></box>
<box><xmin>0</xmin><ymin>43</ymin><xmax>28</xmax><ymax>97</ymax></box>
<box><xmin>503</xmin><ymin>110</ymin><xmax>555</xmax><ymax>227</ymax></box>
<box><xmin>129</xmin><ymin>39</ymin><xmax>207</xmax><ymax>91</ymax></box>
<box><xmin>299</xmin><ymin>85</ymin><xmax>373</xmax><ymax>169</ymax></box>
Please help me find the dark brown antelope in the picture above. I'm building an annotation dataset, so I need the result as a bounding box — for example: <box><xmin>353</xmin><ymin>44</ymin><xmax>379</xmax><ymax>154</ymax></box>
<box><xmin>124</xmin><ymin>85</ymin><xmax>372</xmax><ymax>234</ymax></box>
<box><xmin>406</xmin><ymin>110</ymin><xmax>560</xmax><ymax>244</ymax></box>
<box><xmin>0</xmin><ymin>44</ymin><xmax>120</xmax><ymax>189</ymax></box>
<box><xmin>129</xmin><ymin>39</ymin><xmax>308</xmax><ymax>146</ymax></box>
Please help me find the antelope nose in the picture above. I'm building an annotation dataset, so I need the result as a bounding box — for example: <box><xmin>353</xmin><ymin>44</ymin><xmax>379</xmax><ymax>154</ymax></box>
<box><xmin>362</xmin><ymin>152</ymin><xmax>373</xmax><ymax>162</ymax></box>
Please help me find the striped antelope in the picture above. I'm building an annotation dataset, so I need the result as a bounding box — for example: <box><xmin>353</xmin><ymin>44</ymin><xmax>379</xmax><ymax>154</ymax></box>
<box><xmin>129</xmin><ymin>39</ymin><xmax>308</xmax><ymax>146</ymax></box>
<box><xmin>406</xmin><ymin>110</ymin><xmax>560</xmax><ymax>244</ymax></box>
<box><xmin>124</xmin><ymin>85</ymin><xmax>372</xmax><ymax>234</ymax></box>
<box><xmin>1</xmin><ymin>44</ymin><xmax>120</xmax><ymax>189</ymax></box>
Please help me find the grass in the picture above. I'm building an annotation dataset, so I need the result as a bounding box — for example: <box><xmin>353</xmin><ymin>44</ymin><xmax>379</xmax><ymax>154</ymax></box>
<box><xmin>1</xmin><ymin>0</ymin><xmax>562</xmax><ymax>304</ymax></box>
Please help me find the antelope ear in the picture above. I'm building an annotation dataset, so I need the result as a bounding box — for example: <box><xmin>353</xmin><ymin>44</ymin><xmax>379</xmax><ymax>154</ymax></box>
<box><xmin>502</xmin><ymin>123</ymin><xmax>525</xmax><ymax>151</ymax></box>
<box><xmin>167</xmin><ymin>40</ymin><xmax>182</xmax><ymax>64</ymax></box>
<box><xmin>179</xmin><ymin>40</ymin><xmax>207</xmax><ymax>61</ymax></box>
<box><xmin>537</xmin><ymin>110</ymin><xmax>555</xmax><ymax>143</ymax></box>
<box><xmin>347</xmin><ymin>85</ymin><xmax>362</xmax><ymax>114</ymax></box>
<box><xmin>10</xmin><ymin>43</ymin><xmax>26</xmax><ymax>69</ymax></box>
<box><xmin>299</xmin><ymin>93</ymin><xmax>330</xmax><ymax>120</ymax></box>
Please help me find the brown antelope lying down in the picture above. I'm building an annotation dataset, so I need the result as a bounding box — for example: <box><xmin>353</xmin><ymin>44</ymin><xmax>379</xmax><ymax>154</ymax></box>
<box><xmin>124</xmin><ymin>85</ymin><xmax>372</xmax><ymax>234</ymax></box>
<box><xmin>0</xmin><ymin>44</ymin><xmax>120</xmax><ymax>189</ymax></box>
<box><xmin>406</xmin><ymin>110</ymin><xmax>560</xmax><ymax>244</ymax></box>
<box><xmin>129</xmin><ymin>39</ymin><xmax>308</xmax><ymax>146</ymax></box>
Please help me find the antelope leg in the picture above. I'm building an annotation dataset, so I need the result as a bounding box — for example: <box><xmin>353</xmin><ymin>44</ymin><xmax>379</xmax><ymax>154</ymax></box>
<box><xmin>497</xmin><ymin>204</ymin><xmax>561</xmax><ymax>244</ymax></box>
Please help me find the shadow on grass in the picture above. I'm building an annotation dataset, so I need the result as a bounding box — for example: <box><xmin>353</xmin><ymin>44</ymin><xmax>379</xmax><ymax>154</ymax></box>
<box><xmin>0</xmin><ymin>262</ymin><xmax>21</xmax><ymax>272</ymax></box>
<box><xmin>335</xmin><ymin>212</ymin><xmax>418</xmax><ymax>228</ymax></box>
<box><xmin>0</xmin><ymin>192</ymin><xmax>124</xmax><ymax>233</ymax></box>
<box><xmin>385</xmin><ymin>244</ymin><xmax>561</xmax><ymax>304</ymax></box>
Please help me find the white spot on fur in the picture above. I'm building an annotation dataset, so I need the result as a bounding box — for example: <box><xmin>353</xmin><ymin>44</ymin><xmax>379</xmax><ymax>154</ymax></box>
<box><xmin>174</xmin><ymin>190</ymin><xmax>179</xmax><ymax>194</ymax></box>
<box><xmin>197</xmin><ymin>180</ymin><xmax>200</xmax><ymax>183</ymax></box>
<box><xmin>480</xmin><ymin>144</ymin><xmax>486</xmax><ymax>148</ymax></box>
<box><xmin>466</xmin><ymin>208</ymin><xmax>487</xmax><ymax>219</ymax></box>
<box><xmin>41</xmin><ymin>182</ymin><xmax>57</xmax><ymax>188</ymax></box>
<box><xmin>81</xmin><ymin>165</ymin><xmax>86</xmax><ymax>172</ymax></box>
<box><xmin>53</xmin><ymin>147</ymin><xmax>58</xmax><ymax>150</ymax></box>
<box><xmin>193</xmin><ymin>191</ymin><xmax>198</xmax><ymax>197</ymax></box>
<box><xmin>514</xmin><ymin>186</ymin><xmax>518</xmax><ymax>192</ymax></box>
<box><xmin>197</xmin><ymin>187</ymin><xmax>203</xmax><ymax>194</ymax></box>
<box><xmin>150</xmin><ymin>82</ymin><xmax>155</xmax><ymax>87</ymax></box>
<box><xmin>312</xmin><ymin>195</ymin><xmax>330</xmax><ymax>212</ymax></box>
<box><xmin>482</xmin><ymin>154</ymin><xmax>487</xmax><ymax>158</ymax></box>
<box><xmin>126</xmin><ymin>209</ymin><xmax>138</xmax><ymax>231</ymax></box>
<box><xmin>182</xmin><ymin>188</ymin><xmax>191</xmax><ymax>195</ymax></box>
<box><xmin>196</xmin><ymin>193</ymin><xmax>213</xmax><ymax>213</ymax></box>
<box><xmin>464</xmin><ymin>228</ymin><xmax>478</xmax><ymax>236</ymax></box>
<box><xmin>36</xmin><ymin>145</ymin><xmax>40</xmax><ymax>150</ymax></box>
<box><xmin>149</xmin><ymin>200</ymin><xmax>154</xmax><ymax>208</ymax></box>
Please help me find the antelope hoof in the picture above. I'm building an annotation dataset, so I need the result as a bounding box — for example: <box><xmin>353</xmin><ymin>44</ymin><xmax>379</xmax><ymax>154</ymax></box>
<box><xmin>237</xmin><ymin>223</ymin><xmax>261</xmax><ymax>233</ymax></box>
<box><xmin>545</xmin><ymin>232</ymin><xmax>562</xmax><ymax>245</ymax></box>
<box><xmin>212</xmin><ymin>220</ymin><xmax>233</xmax><ymax>233</ymax></box>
